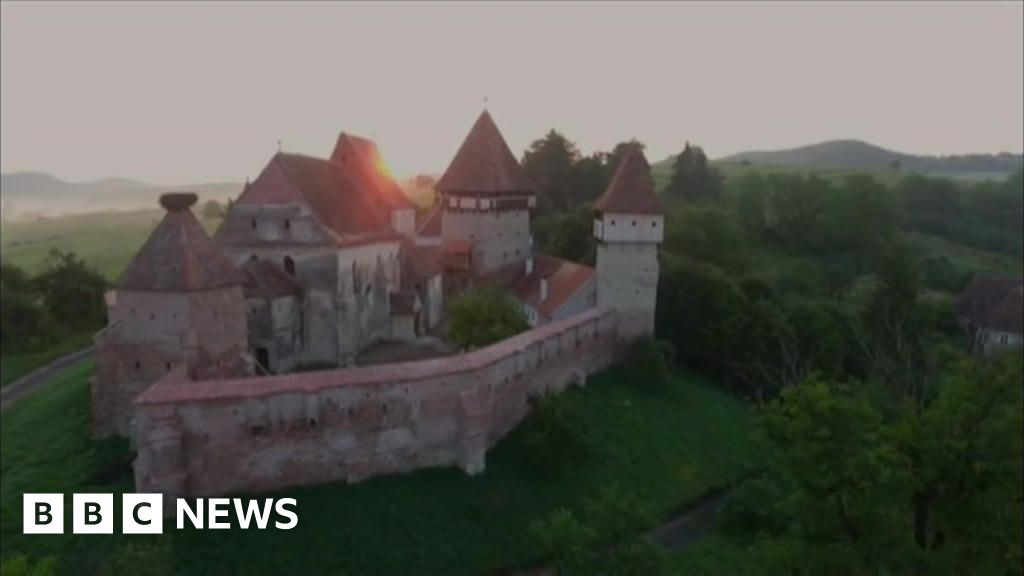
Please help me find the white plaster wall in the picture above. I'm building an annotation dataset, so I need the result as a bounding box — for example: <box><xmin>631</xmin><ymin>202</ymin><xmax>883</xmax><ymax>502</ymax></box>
<box><xmin>596</xmin><ymin>242</ymin><xmax>659</xmax><ymax>336</ymax></box>
<box><xmin>441</xmin><ymin>208</ymin><xmax>531</xmax><ymax>273</ymax></box>
<box><xmin>594</xmin><ymin>213</ymin><xmax>664</xmax><ymax>243</ymax></box>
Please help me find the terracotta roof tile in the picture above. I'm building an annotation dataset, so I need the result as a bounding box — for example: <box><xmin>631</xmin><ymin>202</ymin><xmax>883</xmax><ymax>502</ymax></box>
<box><xmin>436</xmin><ymin>110</ymin><xmax>536</xmax><ymax>195</ymax></box>
<box><xmin>118</xmin><ymin>193</ymin><xmax>245</xmax><ymax>292</ymax></box>
<box><xmin>331</xmin><ymin>132</ymin><xmax>415</xmax><ymax>210</ymax></box>
<box><xmin>513</xmin><ymin>254</ymin><xmax>595</xmax><ymax>318</ymax></box>
<box><xmin>594</xmin><ymin>146</ymin><xmax>664</xmax><ymax>215</ymax></box>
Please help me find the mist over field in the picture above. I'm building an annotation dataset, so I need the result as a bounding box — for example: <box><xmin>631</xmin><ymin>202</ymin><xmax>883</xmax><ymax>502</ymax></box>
<box><xmin>0</xmin><ymin>171</ymin><xmax>241</xmax><ymax>220</ymax></box>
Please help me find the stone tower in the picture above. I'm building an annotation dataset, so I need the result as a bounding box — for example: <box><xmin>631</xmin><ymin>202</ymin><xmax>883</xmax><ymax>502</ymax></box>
<box><xmin>92</xmin><ymin>193</ymin><xmax>249</xmax><ymax>438</ymax></box>
<box><xmin>437</xmin><ymin>110</ymin><xmax>537</xmax><ymax>275</ymax></box>
<box><xmin>593</xmin><ymin>147</ymin><xmax>664</xmax><ymax>339</ymax></box>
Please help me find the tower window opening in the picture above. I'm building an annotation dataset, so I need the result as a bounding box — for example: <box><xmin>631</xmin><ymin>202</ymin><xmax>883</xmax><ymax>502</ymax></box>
<box><xmin>284</xmin><ymin>256</ymin><xmax>296</xmax><ymax>276</ymax></box>
<box><xmin>284</xmin><ymin>218</ymin><xmax>291</xmax><ymax>231</ymax></box>
<box><xmin>251</xmin><ymin>218</ymin><xmax>257</xmax><ymax>230</ymax></box>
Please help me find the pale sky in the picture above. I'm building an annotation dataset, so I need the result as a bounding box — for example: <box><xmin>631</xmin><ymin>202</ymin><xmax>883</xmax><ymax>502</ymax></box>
<box><xmin>1</xmin><ymin>1</ymin><xmax>1022</xmax><ymax>183</ymax></box>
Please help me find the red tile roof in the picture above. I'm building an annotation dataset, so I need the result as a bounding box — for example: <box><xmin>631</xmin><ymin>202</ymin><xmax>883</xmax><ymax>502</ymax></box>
<box><xmin>331</xmin><ymin>132</ymin><xmax>415</xmax><ymax>210</ymax></box>
<box><xmin>417</xmin><ymin>204</ymin><xmax>442</xmax><ymax>237</ymax></box>
<box><xmin>436</xmin><ymin>110</ymin><xmax>536</xmax><ymax>195</ymax></box>
<box><xmin>594</xmin><ymin>146</ymin><xmax>664</xmax><ymax>215</ymax></box>
<box><xmin>513</xmin><ymin>254</ymin><xmax>595</xmax><ymax>318</ymax></box>
<box><xmin>238</xmin><ymin>152</ymin><xmax>393</xmax><ymax>239</ymax></box>
<box><xmin>118</xmin><ymin>193</ymin><xmax>245</xmax><ymax>292</ymax></box>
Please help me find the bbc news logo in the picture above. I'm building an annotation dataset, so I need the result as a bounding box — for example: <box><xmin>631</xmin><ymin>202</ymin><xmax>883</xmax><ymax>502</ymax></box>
<box><xmin>23</xmin><ymin>494</ymin><xmax>298</xmax><ymax>534</ymax></box>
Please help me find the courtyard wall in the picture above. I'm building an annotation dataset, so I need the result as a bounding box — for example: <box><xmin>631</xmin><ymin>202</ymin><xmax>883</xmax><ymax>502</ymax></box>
<box><xmin>133</xmin><ymin>307</ymin><xmax>621</xmax><ymax>499</ymax></box>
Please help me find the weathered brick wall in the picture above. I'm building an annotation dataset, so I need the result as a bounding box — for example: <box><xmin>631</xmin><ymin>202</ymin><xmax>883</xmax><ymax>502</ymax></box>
<box><xmin>93</xmin><ymin>287</ymin><xmax>249</xmax><ymax>438</ymax></box>
<box><xmin>133</xmin><ymin>307</ymin><xmax>621</xmax><ymax>499</ymax></box>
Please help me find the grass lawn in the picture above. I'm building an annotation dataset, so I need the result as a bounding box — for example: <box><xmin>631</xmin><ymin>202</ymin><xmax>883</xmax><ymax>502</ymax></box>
<box><xmin>0</xmin><ymin>363</ymin><xmax>767</xmax><ymax>575</ymax></box>
<box><xmin>906</xmin><ymin>231</ymin><xmax>1023</xmax><ymax>280</ymax></box>
<box><xmin>1</xmin><ymin>209</ymin><xmax>221</xmax><ymax>280</ymax></box>
<box><xmin>0</xmin><ymin>331</ymin><xmax>96</xmax><ymax>387</ymax></box>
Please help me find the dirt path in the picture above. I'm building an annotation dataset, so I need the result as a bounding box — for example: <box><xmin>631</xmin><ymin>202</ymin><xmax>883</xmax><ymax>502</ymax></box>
<box><xmin>0</xmin><ymin>346</ymin><xmax>93</xmax><ymax>410</ymax></box>
<box><xmin>644</xmin><ymin>489</ymin><xmax>731</xmax><ymax>551</ymax></box>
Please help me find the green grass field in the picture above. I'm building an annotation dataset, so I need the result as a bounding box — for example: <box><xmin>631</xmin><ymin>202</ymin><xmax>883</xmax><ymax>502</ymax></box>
<box><xmin>906</xmin><ymin>231</ymin><xmax>1023</xmax><ymax>279</ymax></box>
<box><xmin>0</xmin><ymin>363</ymin><xmax>767</xmax><ymax>575</ymax></box>
<box><xmin>1</xmin><ymin>209</ymin><xmax>220</xmax><ymax>280</ymax></box>
<box><xmin>0</xmin><ymin>331</ymin><xmax>95</xmax><ymax>387</ymax></box>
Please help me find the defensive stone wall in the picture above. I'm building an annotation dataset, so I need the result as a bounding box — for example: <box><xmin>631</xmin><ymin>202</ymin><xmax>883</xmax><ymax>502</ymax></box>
<box><xmin>133</xmin><ymin>307</ymin><xmax>621</xmax><ymax>500</ymax></box>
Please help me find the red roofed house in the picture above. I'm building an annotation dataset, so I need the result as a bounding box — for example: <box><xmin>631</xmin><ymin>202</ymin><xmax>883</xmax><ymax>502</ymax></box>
<box><xmin>955</xmin><ymin>277</ymin><xmax>1024</xmax><ymax>355</ymax></box>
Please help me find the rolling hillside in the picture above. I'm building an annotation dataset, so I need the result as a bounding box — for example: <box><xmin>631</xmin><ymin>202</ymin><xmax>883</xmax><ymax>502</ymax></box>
<box><xmin>715</xmin><ymin>140</ymin><xmax>1022</xmax><ymax>180</ymax></box>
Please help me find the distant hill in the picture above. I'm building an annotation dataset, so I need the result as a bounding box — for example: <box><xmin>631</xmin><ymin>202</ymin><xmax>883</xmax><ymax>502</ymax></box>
<box><xmin>1</xmin><ymin>172</ymin><xmax>242</xmax><ymax>220</ymax></box>
<box><xmin>716</xmin><ymin>140</ymin><xmax>1023</xmax><ymax>179</ymax></box>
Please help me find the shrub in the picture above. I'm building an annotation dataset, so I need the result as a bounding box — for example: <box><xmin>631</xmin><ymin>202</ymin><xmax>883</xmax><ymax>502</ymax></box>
<box><xmin>582</xmin><ymin>484</ymin><xmax>655</xmax><ymax>544</ymax></box>
<box><xmin>522</xmin><ymin>394</ymin><xmax>590</xmax><ymax>476</ymax></box>
<box><xmin>447</xmin><ymin>288</ymin><xmax>529</xmax><ymax>349</ymax></box>
<box><xmin>626</xmin><ymin>336</ymin><xmax>674</xmax><ymax>391</ymax></box>
<box><xmin>528</xmin><ymin>508</ymin><xmax>596</xmax><ymax>573</ymax></box>
<box><xmin>718</xmin><ymin>474</ymin><xmax>791</xmax><ymax>539</ymax></box>
<box><xmin>0</xmin><ymin>555</ymin><xmax>57</xmax><ymax>576</ymax></box>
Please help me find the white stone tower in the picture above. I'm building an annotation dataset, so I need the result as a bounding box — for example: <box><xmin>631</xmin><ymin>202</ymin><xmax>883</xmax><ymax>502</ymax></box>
<box><xmin>593</xmin><ymin>146</ymin><xmax>664</xmax><ymax>338</ymax></box>
<box><xmin>436</xmin><ymin>110</ymin><xmax>537</xmax><ymax>275</ymax></box>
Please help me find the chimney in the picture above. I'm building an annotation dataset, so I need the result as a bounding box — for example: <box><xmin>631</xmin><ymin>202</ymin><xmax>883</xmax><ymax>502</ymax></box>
<box><xmin>525</xmin><ymin>257</ymin><xmax>534</xmax><ymax>275</ymax></box>
<box><xmin>540</xmin><ymin>277</ymin><xmax>549</xmax><ymax>302</ymax></box>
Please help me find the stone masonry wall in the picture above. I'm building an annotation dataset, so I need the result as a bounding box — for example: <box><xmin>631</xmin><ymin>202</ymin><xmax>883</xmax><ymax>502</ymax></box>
<box><xmin>133</xmin><ymin>307</ymin><xmax>620</xmax><ymax>499</ymax></box>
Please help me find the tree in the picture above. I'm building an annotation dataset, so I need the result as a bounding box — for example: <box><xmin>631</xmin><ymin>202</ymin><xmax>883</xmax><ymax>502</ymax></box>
<box><xmin>201</xmin><ymin>199</ymin><xmax>224</xmax><ymax>220</ymax></box>
<box><xmin>760</xmin><ymin>378</ymin><xmax>914</xmax><ymax>573</ymax></box>
<box><xmin>447</xmin><ymin>288</ymin><xmax>528</xmax><ymax>349</ymax></box>
<box><xmin>895</xmin><ymin>353</ymin><xmax>1024</xmax><ymax>574</ymax></box>
<box><xmin>664</xmin><ymin>142</ymin><xmax>722</xmax><ymax>202</ymax></box>
<box><xmin>522</xmin><ymin>130</ymin><xmax>581</xmax><ymax>211</ymax></box>
<box><xmin>31</xmin><ymin>250</ymin><xmax>107</xmax><ymax>329</ymax></box>
<box><xmin>656</xmin><ymin>255</ymin><xmax>748</xmax><ymax>386</ymax></box>
<box><xmin>535</xmin><ymin>205</ymin><xmax>595</xmax><ymax>264</ymax></box>
<box><xmin>740</xmin><ymin>355</ymin><xmax>1023</xmax><ymax>575</ymax></box>
<box><xmin>664</xmin><ymin>204</ymin><xmax>749</xmax><ymax>272</ymax></box>
<box><xmin>0</xmin><ymin>261</ymin><xmax>56</xmax><ymax>349</ymax></box>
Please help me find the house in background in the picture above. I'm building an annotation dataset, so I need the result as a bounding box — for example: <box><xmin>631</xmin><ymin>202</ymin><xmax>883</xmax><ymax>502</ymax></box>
<box><xmin>955</xmin><ymin>277</ymin><xmax>1024</xmax><ymax>354</ymax></box>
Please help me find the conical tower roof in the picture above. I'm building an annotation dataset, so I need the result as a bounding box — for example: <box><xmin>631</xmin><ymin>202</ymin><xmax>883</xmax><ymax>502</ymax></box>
<box><xmin>436</xmin><ymin>110</ymin><xmax>535</xmax><ymax>195</ymax></box>
<box><xmin>594</xmin><ymin>146</ymin><xmax>664</xmax><ymax>215</ymax></box>
<box><xmin>117</xmin><ymin>193</ymin><xmax>245</xmax><ymax>292</ymax></box>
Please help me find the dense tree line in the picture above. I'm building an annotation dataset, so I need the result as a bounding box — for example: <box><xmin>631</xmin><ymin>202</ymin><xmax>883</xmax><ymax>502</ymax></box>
<box><xmin>519</xmin><ymin>127</ymin><xmax>1022</xmax><ymax>573</ymax></box>
<box><xmin>0</xmin><ymin>251</ymin><xmax>107</xmax><ymax>350</ymax></box>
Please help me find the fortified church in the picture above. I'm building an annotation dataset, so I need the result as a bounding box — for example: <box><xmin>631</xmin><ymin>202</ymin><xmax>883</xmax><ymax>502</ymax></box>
<box><xmin>93</xmin><ymin>110</ymin><xmax>665</xmax><ymax>453</ymax></box>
